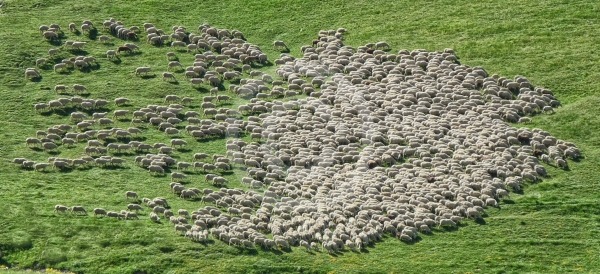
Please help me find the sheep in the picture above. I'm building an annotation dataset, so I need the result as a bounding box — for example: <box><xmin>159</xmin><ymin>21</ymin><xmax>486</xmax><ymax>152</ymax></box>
<box><xmin>70</xmin><ymin>206</ymin><xmax>87</xmax><ymax>215</ymax></box>
<box><xmin>375</xmin><ymin>41</ymin><xmax>390</xmax><ymax>50</ymax></box>
<box><xmin>25</xmin><ymin>68</ymin><xmax>40</xmax><ymax>79</ymax></box>
<box><xmin>148</xmin><ymin>164</ymin><xmax>165</xmax><ymax>175</ymax></box>
<box><xmin>112</xmin><ymin>97</ymin><xmax>130</xmax><ymax>106</ymax></box>
<box><xmin>135</xmin><ymin>66</ymin><xmax>151</xmax><ymax>76</ymax></box>
<box><xmin>93</xmin><ymin>208</ymin><xmax>107</xmax><ymax>217</ymax></box>
<box><xmin>71</xmin><ymin>41</ymin><xmax>87</xmax><ymax>50</ymax></box>
<box><xmin>127</xmin><ymin>204</ymin><xmax>144</xmax><ymax>212</ymax></box>
<box><xmin>125</xmin><ymin>191</ymin><xmax>138</xmax><ymax>200</ymax></box>
<box><xmin>34</xmin><ymin>163</ymin><xmax>50</xmax><ymax>171</ymax></box>
<box><xmin>170</xmin><ymin>139</ymin><xmax>187</xmax><ymax>148</ymax></box>
<box><xmin>164</xmin><ymin>94</ymin><xmax>180</xmax><ymax>103</ymax></box>
<box><xmin>125</xmin><ymin>212</ymin><xmax>139</xmax><ymax>220</ymax></box>
<box><xmin>113</xmin><ymin>110</ymin><xmax>129</xmax><ymax>119</ymax></box>
<box><xmin>54</xmin><ymin>205</ymin><xmax>69</xmax><ymax>213</ymax></box>
<box><xmin>162</xmin><ymin>72</ymin><xmax>177</xmax><ymax>81</ymax></box>
<box><xmin>273</xmin><ymin>40</ymin><xmax>289</xmax><ymax>51</ymax></box>
<box><xmin>72</xmin><ymin>84</ymin><xmax>87</xmax><ymax>94</ymax></box>
<box><xmin>167</xmin><ymin>61</ymin><xmax>183</xmax><ymax>71</ymax></box>
<box><xmin>150</xmin><ymin>212</ymin><xmax>161</xmax><ymax>223</ymax></box>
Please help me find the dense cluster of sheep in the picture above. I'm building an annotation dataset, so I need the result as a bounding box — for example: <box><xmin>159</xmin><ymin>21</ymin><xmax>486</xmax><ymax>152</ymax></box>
<box><xmin>20</xmin><ymin>20</ymin><xmax>579</xmax><ymax>254</ymax></box>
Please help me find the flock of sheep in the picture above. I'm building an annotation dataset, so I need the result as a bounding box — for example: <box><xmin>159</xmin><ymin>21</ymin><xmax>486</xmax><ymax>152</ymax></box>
<box><xmin>17</xmin><ymin>19</ymin><xmax>580</xmax><ymax>253</ymax></box>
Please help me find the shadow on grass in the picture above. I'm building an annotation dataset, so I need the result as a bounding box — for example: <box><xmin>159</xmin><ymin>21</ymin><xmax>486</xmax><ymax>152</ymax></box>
<box><xmin>29</xmin><ymin>75</ymin><xmax>43</xmax><ymax>82</ymax></box>
<box><xmin>69</xmin><ymin>49</ymin><xmax>88</xmax><ymax>56</ymax></box>
<box><xmin>474</xmin><ymin>218</ymin><xmax>487</xmax><ymax>225</ymax></box>
<box><xmin>193</xmin><ymin>86</ymin><xmax>210</xmax><ymax>93</ymax></box>
<box><xmin>140</xmin><ymin>74</ymin><xmax>157</xmax><ymax>79</ymax></box>
<box><xmin>87</xmin><ymin>28</ymin><xmax>98</xmax><ymax>40</ymax></box>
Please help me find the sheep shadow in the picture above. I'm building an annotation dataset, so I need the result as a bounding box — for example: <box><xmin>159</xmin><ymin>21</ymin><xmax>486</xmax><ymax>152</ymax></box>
<box><xmin>474</xmin><ymin>218</ymin><xmax>487</xmax><ymax>225</ymax></box>
<box><xmin>193</xmin><ymin>86</ymin><xmax>210</xmax><ymax>93</ymax></box>
<box><xmin>29</xmin><ymin>75</ymin><xmax>43</xmax><ymax>82</ymax></box>
<box><xmin>139</xmin><ymin>74</ymin><xmax>156</xmax><ymax>79</ymax></box>
<box><xmin>101</xmin><ymin>165</ymin><xmax>128</xmax><ymax>170</ymax></box>
<box><xmin>69</xmin><ymin>49</ymin><xmax>89</xmax><ymax>55</ymax></box>
<box><xmin>55</xmin><ymin>69</ymin><xmax>73</xmax><ymax>75</ymax></box>
<box><xmin>109</xmin><ymin>58</ymin><xmax>122</xmax><ymax>65</ymax></box>
<box><xmin>87</xmin><ymin>28</ymin><xmax>98</xmax><ymax>40</ymax></box>
<box><xmin>47</xmin><ymin>39</ymin><xmax>62</xmax><ymax>47</ymax></box>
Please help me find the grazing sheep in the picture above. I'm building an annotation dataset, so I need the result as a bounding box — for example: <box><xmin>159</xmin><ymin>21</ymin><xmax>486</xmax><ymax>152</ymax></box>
<box><xmin>150</xmin><ymin>212</ymin><xmax>161</xmax><ymax>223</ymax></box>
<box><xmin>70</xmin><ymin>206</ymin><xmax>87</xmax><ymax>215</ymax></box>
<box><xmin>118</xmin><ymin>46</ymin><xmax>132</xmax><ymax>55</ymax></box>
<box><xmin>54</xmin><ymin>205</ymin><xmax>69</xmax><ymax>213</ymax></box>
<box><xmin>25</xmin><ymin>68</ymin><xmax>40</xmax><ymax>79</ymax></box>
<box><xmin>72</xmin><ymin>84</ymin><xmax>87</xmax><ymax>94</ymax></box>
<box><xmin>273</xmin><ymin>40</ymin><xmax>289</xmax><ymax>51</ymax></box>
<box><xmin>114</xmin><ymin>97</ymin><xmax>130</xmax><ymax>106</ymax></box>
<box><xmin>170</xmin><ymin>139</ymin><xmax>187</xmax><ymax>148</ymax></box>
<box><xmin>125</xmin><ymin>191</ymin><xmax>138</xmax><ymax>200</ymax></box>
<box><xmin>127</xmin><ymin>204</ymin><xmax>144</xmax><ymax>212</ymax></box>
<box><xmin>167</xmin><ymin>61</ymin><xmax>183</xmax><ymax>71</ymax></box>
<box><xmin>106</xmin><ymin>50</ymin><xmax>117</xmax><ymax>59</ymax></box>
<box><xmin>135</xmin><ymin>66</ymin><xmax>151</xmax><ymax>76</ymax></box>
<box><xmin>93</xmin><ymin>208</ymin><xmax>107</xmax><ymax>216</ymax></box>
<box><xmin>375</xmin><ymin>41</ymin><xmax>390</xmax><ymax>50</ymax></box>
<box><xmin>162</xmin><ymin>72</ymin><xmax>177</xmax><ymax>81</ymax></box>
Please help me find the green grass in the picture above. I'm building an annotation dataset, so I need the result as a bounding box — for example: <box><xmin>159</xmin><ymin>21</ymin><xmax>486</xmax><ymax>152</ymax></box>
<box><xmin>1</xmin><ymin>0</ymin><xmax>599</xmax><ymax>273</ymax></box>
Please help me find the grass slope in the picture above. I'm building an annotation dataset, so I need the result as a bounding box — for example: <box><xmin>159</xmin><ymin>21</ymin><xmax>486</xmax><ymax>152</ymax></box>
<box><xmin>0</xmin><ymin>0</ymin><xmax>599</xmax><ymax>273</ymax></box>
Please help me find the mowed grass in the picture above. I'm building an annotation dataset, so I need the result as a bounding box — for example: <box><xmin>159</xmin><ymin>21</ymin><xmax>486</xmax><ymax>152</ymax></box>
<box><xmin>0</xmin><ymin>0</ymin><xmax>599</xmax><ymax>273</ymax></box>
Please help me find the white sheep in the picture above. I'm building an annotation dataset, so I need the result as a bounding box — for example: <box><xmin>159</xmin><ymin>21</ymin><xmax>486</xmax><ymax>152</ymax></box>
<box><xmin>162</xmin><ymin>72</ymin><xmax>177</xmax><ymax>81</ymax></box>
<box><xmin>125</xmin><ymin>191</ymin><xmax>138</xmax><ymax>200</ymax></box>
<box><xmin>149</xmin><ymin>212</ymin><xmax>161</xmax><ymax>223</ymax></box>
<box><xmin>167</xmin><ymin>61</ymin><xmax>183</xmax><ymax>71</ymax></box>
<box><xmin>25</xmin><ymin>68</ymin><xmax>40</xmax><ymax>79</ymax></box>
<box><xmin>170</xmin><ymin>139</ymin><xmax>187</xmax><ymax>148</ymax></box>
<box><xmin>135</xmin><ymin>67</ymin><xmax>151</xmax><ymax>76</ymax></box>
<box><xmin>106</xmin><ymin>50</ymin><xmax>116</xmax><ymax>59</ymax></box>
<box><xmin>114</xmin><ymin>97</ymin><xmax>130</xmax><ymax>106</ymax></box>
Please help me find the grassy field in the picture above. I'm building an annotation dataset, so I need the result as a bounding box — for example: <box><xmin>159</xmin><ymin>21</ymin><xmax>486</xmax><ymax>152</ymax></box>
<box><xmin>0</xmin><ymin>0</ymin><xmax>599</xmax><ymax>273</ymax></box>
